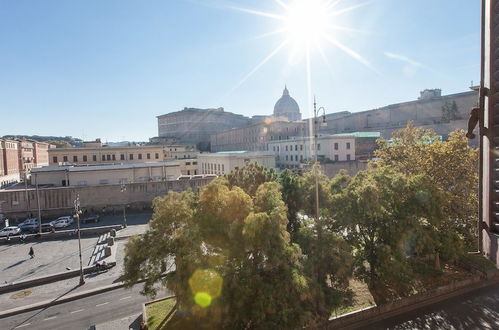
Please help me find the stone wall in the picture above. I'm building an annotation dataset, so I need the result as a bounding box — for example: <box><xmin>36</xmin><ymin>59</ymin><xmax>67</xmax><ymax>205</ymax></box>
<box><xmin>0</xmin><ymin>178</ymin><xmax>213</xmax><ymax>220</ymax></box>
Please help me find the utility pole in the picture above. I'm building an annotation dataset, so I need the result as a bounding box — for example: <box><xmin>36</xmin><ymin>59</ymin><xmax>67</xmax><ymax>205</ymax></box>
<box><xmin>24</xmin><ymin>169</ymin><xmax>31</xmax><ymax>218</ymax></box>
<box><xmin>74</xmin><ymin>193</ymin><xmax>85</xmax><ymax>286</ymax></box>
<box><xmin>34</xmin><ymin>173</ymin><xmax>42</xmax><ymax>234</ymax></box>
<box><xmin>120</xmin><ymin>183</ymin><xmax>127</xmax><ymax>228</ymax></box>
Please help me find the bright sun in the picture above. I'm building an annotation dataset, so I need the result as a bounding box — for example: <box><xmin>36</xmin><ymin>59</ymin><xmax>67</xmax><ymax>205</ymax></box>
<box><xmin>283</xmin><ymin>0</ymin><xmax>331</xmax><ymax>47</ymax></box>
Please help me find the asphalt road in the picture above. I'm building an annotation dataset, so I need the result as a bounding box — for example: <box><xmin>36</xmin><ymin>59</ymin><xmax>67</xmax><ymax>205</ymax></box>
<box><xmin>360</xmin><ymin>282</ymin><xmax>499</xmax><ymax>329</ymax></box>
<box><xmin>0</xmin><ymin>285</ymin><xmax>167</xmax><ymax>330</ymax></box>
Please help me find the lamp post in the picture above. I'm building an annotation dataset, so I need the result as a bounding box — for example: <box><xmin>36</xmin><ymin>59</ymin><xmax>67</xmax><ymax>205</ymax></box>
<box><xmin>74</xmin><ymin>194</ymin><xmax>85</xmax><ymax>286</ymax></box>
<box><xmin>120</xmin><ymin>183</ymin><xmax>127</xmax><ymax>228</ymax></box>
<box><xmin>313</xmin><ymin>97</ymin><xmax>327</xmax><ymax>223</ymax></box>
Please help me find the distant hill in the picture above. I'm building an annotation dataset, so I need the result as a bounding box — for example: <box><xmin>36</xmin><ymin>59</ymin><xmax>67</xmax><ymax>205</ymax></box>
<box><xmin>2</xmin><ymin>135</ymin><xmax>84</xmax><ymax>147</ymax></box>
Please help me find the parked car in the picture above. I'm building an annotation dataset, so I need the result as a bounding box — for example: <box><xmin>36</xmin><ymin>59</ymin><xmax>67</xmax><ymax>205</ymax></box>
<box><xmin>19</xmin><ymin>223</ymin><xmax>39</xmax><ymax>233</ymax></box>
<box><xmin>81</xmin><ymin>215</ymin><xmax>100</xmax><ymax>224</ymax></box>
<box><xmin>40</xmin><ymin>223</ymin><xmax>55</xmax><ymax>233</ymax></box>
<box><xmin>19</xmin><ymin>218</ymin><xmax>38</xmax><ymax>227</ymax></box>
<box><xmin>54</xmin><ymin>216</ymin><xmax>74</xmax><ymax>225</ymax></box>
<box><xmin>50</xmin><ymin>218</ymin><xmax>72</xmax><ymax>228</ymax></box>
<box><xmin>0</xmin><ymin>226</ymin><xmax>21</xmax><ymax>237</ymax></box>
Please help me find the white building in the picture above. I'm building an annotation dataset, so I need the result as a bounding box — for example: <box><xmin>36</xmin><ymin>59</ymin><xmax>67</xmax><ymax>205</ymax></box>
<box><xmin>31</xmin><ymin>162</ymin><xmax>182</xmax><ymax>187</ymax></box>
<box><xmin>267</xmin><ymin>135</ymin><xmax>356</xmax><ymax>169</ymax></box>
<box><xmin>199</xmin><ymin>151</ymin><xmax>276</xmax><ymax>175</ymax></box>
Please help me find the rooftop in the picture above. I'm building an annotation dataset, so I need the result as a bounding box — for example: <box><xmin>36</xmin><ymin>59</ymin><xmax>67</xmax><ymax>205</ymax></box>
<box><xmin>31</xmin><ymin>161</ymin><xmax>180</xmax><ymax>173</ymax></box>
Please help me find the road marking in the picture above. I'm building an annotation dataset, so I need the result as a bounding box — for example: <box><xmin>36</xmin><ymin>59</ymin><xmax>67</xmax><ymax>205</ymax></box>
<box><xmin>96</xmin><ymin>302</ymin><xmax>109</xmax><ymax>307</ymax></box>
<box><xmin>120</xmin><ymin>296</ymin><xmax>132</xmax><ymax>300</ymax></box>
<box><xmin>44</xmin><ymin>316</ymin><xmax>57</xmax><ymax>321</ymax></box>
<box><xmin>14</xmin><ymin>323</ymin><xmax>31</xmax><ymax>328</ymax></box>
<box><xmin>71</xmin><ymin>309</ymin><xmax>85</xmax><ymax>314</ymax></box>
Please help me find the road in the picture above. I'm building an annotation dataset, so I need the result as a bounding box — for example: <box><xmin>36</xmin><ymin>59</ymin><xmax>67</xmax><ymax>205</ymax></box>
<box><xmin>0</xmin><ymin>285</ymin><xmax>167</xmax><ymax>330</ymax></box>
<box><xmin>361</xmin><ymin>282</ymin><xmax>499</xmax><ymax>329</ymax></box>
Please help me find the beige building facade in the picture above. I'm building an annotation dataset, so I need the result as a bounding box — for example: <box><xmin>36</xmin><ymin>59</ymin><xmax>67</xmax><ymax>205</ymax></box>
<box><xmin>199</xmin><ymin>151</ymin><xmax>276</xmax><ymax>175</ymax></box>
<box><xmin>210</xmin><ymin>119</ymin><xmax>307</xmax><ymax>152</ymax></box>
<box><xmin>48</xmin><ymin>143</ymin><xmax>198</xmax><ymax>166</ymax></box>
<box><xmin>31</xmin><ymin>162</ymin><xmax>182</xmax><ymax>187</ymax></box>
<box><xmin>268</xmin><ymin>135</ymin><xmax>356</xmax><ymax>169</ymax></box>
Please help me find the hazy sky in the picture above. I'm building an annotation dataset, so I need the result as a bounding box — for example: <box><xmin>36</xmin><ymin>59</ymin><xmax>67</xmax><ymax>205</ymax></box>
<box><xmin>0</xmin><ymin>0</ymin><xmax>480</xmax><ymax>142</ymax></box>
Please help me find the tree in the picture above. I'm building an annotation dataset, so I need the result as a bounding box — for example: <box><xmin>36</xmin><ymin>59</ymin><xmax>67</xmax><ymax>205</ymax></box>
<box><xmin>334</xmin><ymin>167</ymin><xmax>444</xmax><ymax>305</ymax></box>
<box><xmin>123</xmin><ymin>178</ymin><xmax>317</xmax><ymax>329</ymax></box>
<box><xmin>441</xmin><ymin>100</ymin><xmax>460</xmax><ymax>122</ymax></box>
<box><xmin>278</xmin><ymin>169</ymin><xmax>302</xmax><ymax>240</ymax></box>
<box><xmin>373</xmin><ymin>123</ymin><xmax>479</xmax><ymax>251</ymax></box>
<box><xmin>225</xmin><ymin>162</ymin><xmax>277</xmax><ymax>196</ymax></box>
<box><xmin>46</xmin><ymin>139</ymin><xmax>73</xmax><ymax>148</ymax></box>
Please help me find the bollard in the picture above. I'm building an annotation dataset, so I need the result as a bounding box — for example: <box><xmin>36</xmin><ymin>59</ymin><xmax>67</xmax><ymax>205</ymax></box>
<box><xmin>107</xmin><ymin>236</ymin><xmax>115</xmax><ymax>246</ymax></box>
<box><xmin>104</xmin><ymin>246</ymin><xmax>112</xmax><ymax>257</ymax></box>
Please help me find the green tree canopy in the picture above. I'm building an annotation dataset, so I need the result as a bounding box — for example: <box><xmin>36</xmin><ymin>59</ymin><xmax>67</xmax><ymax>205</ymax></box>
<box><xmin>373</xmin><ymin>123</ymin><xmax>479</xmax><ymax>250</ymax></box>
<box><xmin>333</xmin><ymin>167</ymin><xmax>444</xmax><ymax>305</ymax></box>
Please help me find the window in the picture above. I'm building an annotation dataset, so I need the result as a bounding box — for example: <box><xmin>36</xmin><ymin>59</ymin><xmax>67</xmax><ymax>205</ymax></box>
<box><xmin>277</xmin><ymin>146</ymin><xmax>280</xmax><ymax>152</ymax></box>
<box><xmin>53</xmin><ymin>156</ymin><xmax>58</xmax><ymax>163</ymax></box>
<box><xmin>147</xmin><ymin>153</ymin><xmax>151</xmax><ymax>159</ymax></box>
<box><xmin>300</xmin><ymin>145</ymin><xmax>303</xmax><ymax>151</ymax></box>
<box><xmin>93</xmin><ymin>155</ymin><xmax>97</xmax><ymax>161</ymax></box>
<box><xmin>347</xmin><ymin>154</ymin><xmax>351</xmax><ymax>161</ymax></box>
<box><xmin>286</xmin><ymin>155</ymin><xmax>289</xmax><ymax>161</ymax></box>
<box><xmin>222</xmin><ymin>164</ymin><xmax>224</xmax><ymax>172</ymax></box>
<box><xmin>218</xmin><ymin>164</ymin><xmax>221</xmax><ymax>171</ymax></box>
<box><xmin>138</xmin><ymin>153</ymin><xmax>142</xmax><ymax>160</ymax></box>
<box><xmin>107</xmin><ymin>155</ymin><xmax>111</xmax><ymax>161</ymax></box>
<box><xmin>300</xmin><ymin>155</ymin><xmax>303</xmax><ymax>161</ymax></box>
<box><xmin>295</xmin><ymin>145</ymin><xmax>298</xmax><ymax>151</ymax></box>
<box><xmin>83</xmin><ymin>155</ymin><xmax>87</xmax><ymax>162</ymax></box>
<box><xmin>63</xmin><ymin>156</ymin><xmax>68</xmax><ymax>162</ymax></box>
<box><xmin>317</xmin><ymin>143</ymin><xmax>321</xmax><ymax>150</ymax></box>
<box><xmin>334</xmin><ymin>155</ymin><xmax>339</xmax><ymax>161</ymax></box>
<box><xmin>102</xmin><ymin>155</ymin><xmax>106</xmax><ymax>161</ymax></box>
<box><xmin>99</xmin><ymin>179</ymin><xmax>109</xmax><ymax>185</ymax></box>
<box><xmin>73</xmin><ymin>155</ymin><xmax>78</xmax><ymax>162</ymax></box>
<box><xmin>193</xmin><ymin>162</ymin><xmax>198</xmax><ymax>165</ymax></box>
<box><xmin>112</xmin><ymin>154</ymin><xmax>116</xmax><ymax>161</ymax></box>
<box><xmin>130</xmin><ymin>154</ymin><xmax>134</xmax><ymax>160</ymax></box>
<box><xmin>187</xmin><ymin>170</ymin><xmax>190</xmax><ymax>175</ymax></box>
<box><xmin>186</xmin><ymin>162</ymin><xmax>191</xmax><ymax>165</ymax></box>
<box><xmin>273</xmin><ymin>146</ymin><xmax>276</xmax><ymax>151</ymax></box>
<box><xmin>286</xmin><ymin>146</ymin><xmax>288</xmax><ymax>151</ymax></box>
<box><xmin>155</xmin><ymin>153</ymin><xmax>159</xmax><ymax>159</ymax></box>
<box><xmin>334</xmin><ymin>143</ymin><xmax>339</xmax><ymax>150</ymax></box>
<box><xmin>346</xmin><ymin>142</ymin><xmax>351</xmax><ymax>150</ymax></box>
<box><xmin>120</xmin><ymin>154</ymin><xmax>125</xmax><ymax>160</ymax></box>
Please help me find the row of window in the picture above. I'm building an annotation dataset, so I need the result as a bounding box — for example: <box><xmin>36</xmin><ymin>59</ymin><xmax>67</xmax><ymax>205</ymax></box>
<box><xmin>272</xmin><ymin>142</ymin><xmax>351</xmax><ymax>152</ymax></box>
<box><xmin>202</xmin><ymin>162</ymin><xmax>225</xmax><ymax>174</ymax></box>
<box><xmin>54</xmin><ymin>153</ymin><xmax>161</xmax><ymax>163</ymax></box>
<box><xmin>279</xmin><ymin>154</ymin><xmax>351</xmax><ymax>162</ymax></box>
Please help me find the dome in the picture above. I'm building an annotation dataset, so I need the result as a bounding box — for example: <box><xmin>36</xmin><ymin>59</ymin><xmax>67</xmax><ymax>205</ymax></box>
<box><xmin>273</xmin><ymin>86</ymin><xmax>301</xmax><ymax>121</ymax></box>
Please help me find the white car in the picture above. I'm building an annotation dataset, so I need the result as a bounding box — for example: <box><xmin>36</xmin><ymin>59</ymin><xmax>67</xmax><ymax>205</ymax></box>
<box><xmin>50</xmin><ymin>218</ymin><xmax>72</xmax><ymax>228</ymax></box>
<box><xmin>54</xmin><ymin>216</ymin><xmax>74</xmax><ymax>224</ymax></box>
<box><xmin>0</xmin><ymin>226</ymin><xmax>21</xmax><ymax>237</ymax></box>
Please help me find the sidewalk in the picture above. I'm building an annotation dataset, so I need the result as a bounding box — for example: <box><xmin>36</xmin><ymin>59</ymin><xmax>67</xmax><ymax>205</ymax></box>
<box><xmin>0</xmin><ymin>240</ymin><xmax>128</xmax><ymax>311</ymax></box>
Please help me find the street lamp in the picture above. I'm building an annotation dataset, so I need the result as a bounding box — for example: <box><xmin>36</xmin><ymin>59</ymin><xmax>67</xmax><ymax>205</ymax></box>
<box><xmin>120</xmin><ymin>183</ymin><xmax>127</xmax><ymax>228</ymax></box>
<box><xmin>313</xmin><ymin>97</ymin><xmax>327</xmax><ymax>223</ymax></box>
<box><xmin>74</xmin><ymin>194</ymin><xmax>85</xmax><ymax>286</ymax></box>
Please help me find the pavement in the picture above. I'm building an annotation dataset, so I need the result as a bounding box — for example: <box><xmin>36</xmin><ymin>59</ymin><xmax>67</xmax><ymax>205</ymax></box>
<box><xmin>0</xmin><ymin>285</ymin><xmax>169</xmax><ymax>330</ymax></box>
<box><xmin>0</xmin><ymin>237</ymin><xmax>97</xmax><ymax>284</ymax></box>
<box><xmin>361</xmin><ymin>282</ymin><xmax>499</xmax><ymax>329</ymax></box>
<box><xmin>0</xmin><ymin>216</ymin><xmax>150</xmax><ymax>313</ymax></box>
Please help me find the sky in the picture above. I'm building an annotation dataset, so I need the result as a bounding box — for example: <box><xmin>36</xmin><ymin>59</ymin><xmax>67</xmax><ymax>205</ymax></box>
<box><xmin>0</xmin><ymin>0</ymin><xmax>481</xmax><ymax>142</ymax></box>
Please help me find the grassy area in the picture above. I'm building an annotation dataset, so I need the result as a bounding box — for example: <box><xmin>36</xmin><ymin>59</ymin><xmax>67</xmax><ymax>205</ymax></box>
<box><xmin>334</xmin><ymin>279</ymin><xmax>375</xmax><ymax>317</ymax></box>
<box><xmin>459</xmin><ymin>254</ymin><xmax>498</xmax><ymax>273</ymax></box>
<box><xmin>146</xmin><ymin>297</ymin><xmax>176</xmax><ymax>330</ymax></box>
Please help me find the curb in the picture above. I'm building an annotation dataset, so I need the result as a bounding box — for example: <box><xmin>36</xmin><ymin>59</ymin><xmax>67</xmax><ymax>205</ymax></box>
<box><xmin>0</xmin><ymin>281</ymin><xmax>126</xmax><ymax>319</ymax></box>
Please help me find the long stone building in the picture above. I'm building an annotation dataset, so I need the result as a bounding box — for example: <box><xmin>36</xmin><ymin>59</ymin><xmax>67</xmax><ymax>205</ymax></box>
<box><xmin>156</xmin><ymin>107</ymin><xmax>252</xmax><ymax>151</ymax></box>
<box><xmin>318</xmin><ymin>88</ymin><xmax>479</xmax><ymax>143</ymax></box>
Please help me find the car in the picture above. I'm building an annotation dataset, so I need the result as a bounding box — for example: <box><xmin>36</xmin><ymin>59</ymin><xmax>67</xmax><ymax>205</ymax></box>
<box><xmin>19</xmin><ymin>218</ymin><xmax>38</xmax><ymax>227</ymax></box>
<box><xmin>50</xmin><ymin>218</ymin><xmax>72</xmax><ymax>228</ymax></box>
<box><xmin>0</xmin><ymin>226</ymin><xmax>21</xmax><ymax>237</ymax></box>
<box><xmin>40</xmin><ymin>223</ymin><xmax>55</xmax><ymax>233</ymax></box>
<box><xmin>19</xmin><ymin>223</ymin><xmax>39</xmax><ymax>233</ymax></box>
<box><xmin>81</xmin><ymin>215</ymin><xmax>100</xmax><ymax>224</ymax></box>
<box><xmin>53</xmin><ymin>216</ymin><xmax>74</xmax><ymax>225</ymax></box>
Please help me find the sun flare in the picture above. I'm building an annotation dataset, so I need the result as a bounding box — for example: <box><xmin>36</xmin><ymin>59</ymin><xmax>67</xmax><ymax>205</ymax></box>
<box><xmin>283</xmin><ymin>0</ymin><xmax>331</xmax><ymax>47</ymax></box>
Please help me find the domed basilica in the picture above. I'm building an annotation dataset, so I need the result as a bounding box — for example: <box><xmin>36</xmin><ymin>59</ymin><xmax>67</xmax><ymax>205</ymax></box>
<box><xmin>273</xmin><ymin>86</ymin><xmax>302</xmax><ymax>121</ymax></box>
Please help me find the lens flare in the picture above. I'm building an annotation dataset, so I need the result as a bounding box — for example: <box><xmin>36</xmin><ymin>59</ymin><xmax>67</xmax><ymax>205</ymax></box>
<box><xmin>189</xmin><ymin>269</ymin><xmax>223</xmax><ymax>308</ymax></box>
